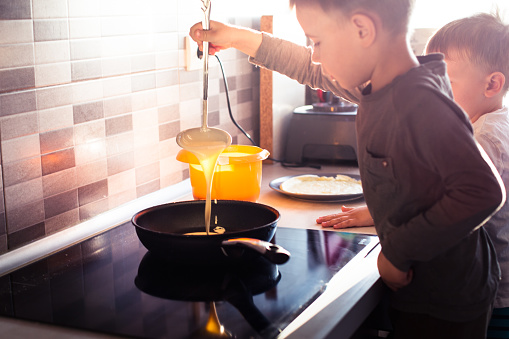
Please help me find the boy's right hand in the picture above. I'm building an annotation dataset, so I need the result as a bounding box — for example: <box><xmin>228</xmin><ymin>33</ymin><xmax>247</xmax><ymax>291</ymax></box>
<box><xmin>377</xmin><ymin>252</ymin><xmax>413</xmax><ymax>291</ymax></box>
<box><xmin>189</xmin><ymin>21</ymin><xmax>263</xmax><ymax>58</ymax></box>
<box><xmin>190</xmin><ymin>21</ymin><xmax>234</xmax><ymax>55</ymax></box>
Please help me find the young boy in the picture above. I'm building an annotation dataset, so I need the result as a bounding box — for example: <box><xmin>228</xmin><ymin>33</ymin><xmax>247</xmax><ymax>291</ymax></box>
<box><xmin>190</xmin><ymin>1</ymin><xmax>505</xmax><ymax>337</ymax></box>
<box><xmin>426</xmin><ymin>13</ymin><xmax>509</xmax><ymax>338</ymax></box>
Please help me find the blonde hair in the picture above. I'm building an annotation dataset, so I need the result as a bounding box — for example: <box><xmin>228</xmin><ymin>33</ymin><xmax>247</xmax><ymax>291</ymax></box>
<box><xmin>289</xmin><ymin>0</ymin><xmax>415</xmax><ymax>36</ymax></box>
<box><xmin>426</xmin><ymin>12</ymin><xmax>509</xmax><ymax>92</ymax></box>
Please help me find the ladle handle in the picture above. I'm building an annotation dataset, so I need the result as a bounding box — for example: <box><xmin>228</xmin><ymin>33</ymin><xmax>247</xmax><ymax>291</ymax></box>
<box><xmin>201</xmin><ymin>0</ymin><xmax>211</xmax><ymax>129</ymax></box>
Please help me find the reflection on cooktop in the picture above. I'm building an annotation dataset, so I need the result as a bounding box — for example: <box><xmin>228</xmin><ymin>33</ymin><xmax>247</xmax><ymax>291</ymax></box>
<box><xmin>0</xmin><ymin>222</ymin><xmax>377</xmax><ymax>338</ymax></box>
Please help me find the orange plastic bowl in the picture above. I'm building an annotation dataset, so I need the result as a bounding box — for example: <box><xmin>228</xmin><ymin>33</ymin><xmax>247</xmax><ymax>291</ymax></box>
<box><xmin>177</xmin><ymin>145</ymin><xmax>270</xmax><ymax>202</ymax></box>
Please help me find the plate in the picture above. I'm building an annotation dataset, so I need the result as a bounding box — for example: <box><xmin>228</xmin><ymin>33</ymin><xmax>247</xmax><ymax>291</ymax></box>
<box><xmin>269</xmin><ymin>173</ymin><xmax>364</xmax><ymax>202</ymax></box>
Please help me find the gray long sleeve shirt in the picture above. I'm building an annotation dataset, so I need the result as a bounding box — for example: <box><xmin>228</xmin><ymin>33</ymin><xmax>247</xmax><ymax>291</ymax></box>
<box><xmin>250</xmin><ymin>34</ymin><xmax>504</xmax><ymax>321</ymax></box>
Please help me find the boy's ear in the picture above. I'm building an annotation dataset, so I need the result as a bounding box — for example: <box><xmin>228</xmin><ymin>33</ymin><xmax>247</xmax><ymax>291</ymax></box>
<box><xmin>485</xmin><ymin>72</ymin><xmax>505</xmax><ymax>98</ymax></box>
<box><xmin>351</xmin><ymin>13</ymin><xmax>376</xmax><ymax>47</ymax></box>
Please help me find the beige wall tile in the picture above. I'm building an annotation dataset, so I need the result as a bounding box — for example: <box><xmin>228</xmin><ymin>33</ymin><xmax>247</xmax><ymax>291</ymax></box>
<box><xmin>0</xmin><ymin>20</ymin><xmax>33</xmax><ymax>44</ymax></box>
<box><xmin>135</xmin><ymin>162</ymin><xmax>160</xmax><ymax>185</ymax></box>
<box><xmin>74</xmin><ymin>139</ymin><xmax>107</xmax><ymax>165</ymax></box>
<box><xmin>132</xmin><ymin>108</ymin><xmax>158</xmax><ymax>131</ymax></box>
<box><xmin>79</xmin><ymin>197</ymin><xmax>108</xmax><ymax>221</ymax></box>
<box><xmin>134</xmin><ymin>144</ymin><xmax>160</xmax><ymax>167</ymax></box>
<box><xmin>36</xmin><ymin>84</ymin><xmax>72</xmax><ymax>110</ymax></box>
<box><xmin>131</xmin><ymin>89</ymin><xmax>157</xmax><ymax>111</ymax></box>
<box><xmin>156</xmin><ymin>85</ymin><xmax>180</xmax><ymax>106</ymax></box>
<box><xmin>0</xmin><ymin>44</ymin><xmax>34</xmax><ymax>68</ymax></box>
<box><xmin>71</xmin><ymin>79</ymin><xmax>104</xmax><ymax>104</ymax></box>
<box><xmin>68</xmin><ymin>0</ymin><xmax>101</xmax><ymax>17</ymax></box>
<box><xmin>45</xmin><ymin>209</ymin><xmax>80</xmax><ymax>235</ymax></box>
<box><xmin>74</xmin><ymin>120</ymin><xmax>105</xmax><ymax>145</ymax></box>
<box><xmin>103</xmin><ymin>95</ymin><xmax>132</xmax><ymax>118</ymax></box>
<box><xmin>108</xmin><ymin>187</ymin><xmax>137</xmax><ymax>209</ymax></box>
<box><xmin>158</xmin><ymin>138</ymin><xmax>180</xmax><ymax>159</ymax></box>
<box><xmin>102</xmin><ymin>75</ymin><xmax>132</xmax><ymax>97</ymax></box>
<box><xmin>4</xmin><ymin>177</ymin><xmax>44</xmax><ymax>212</ymax></box>
<box><xmin>156</xmin><ymin>50</ymin><xmax>180</xmax><ymax>70</ymax></box>
<box><xmin>178</xmin><ymin>99</ymin><xmax>201</xmax><ymax>130</ymax></box>
<box><xmin>38</xmin><ymin>105</ymin><xmax>74</xmax><ymax>133</ymax></box>
<box><xmin>34</xmin><ymin>40</ymin><xmax>70</xmax><ymax>64</ymax></box>
<box><xmin>101</xmin><ymin>56</ymin><xmax>131</xmax><ymax>78</ymax></box>
<box><xmin>0</xmin><ymin>112</ymin><xmax>38</xmax><ymax>140</ymax></box>
<box><xmin>34</xmin><ymin>19</ymin><xmax>69</xmax><ymax>42</ymax></box>
<box><xmin>133</xmin><ymin>126</ymin><xmax>159</xmax><ymax>148</ymax></box>
<box><xmin>70</xmin><ymin>39</ymin><xmax>102</xmax><ymax>60</ymax></box>
<box><xmin>107</xmin><ymin>169</ymin><xmax>136</xmax><ymax>196</ymax></box>
<box><xmin>33</xmin><ymin>0</ymin><xmax>68</xmax><ymax>19</ymax></box>
<box><xmin>1</xmin><ymin>135</ymin><xmax>41</xmax><ymax>163</ymax></box>
<box><xmin>106</xmin><ymin>132</ymin><xmax>134</xmax><ymax>156</ymax></box>
<box><xmin>76</xmin><ymin>159</ymin><xmax>108</xmax><ymax>187</ymax></box>
<box><xmin>160</xmin><ymin>167</ymin><xmax>185</xmax><ymax>188</ymax></box>
<box><xmin>42</xmin><ymin>168</ymin><xmax>78</xmax><ymax>197</ymax></box>
<box><xmin>69</xmin><ymin>18</ymin><xmax>101</xmax><ymax>39</ymax></box>
<box><xmin>5</xmin><ymin>200</ymin><xmax>45</xmax><ymax>233</ymax></box>
<box><xmin>35</xmin><ymin>62</ymin><xmax>72</xmax><ymax>87</ymax></box>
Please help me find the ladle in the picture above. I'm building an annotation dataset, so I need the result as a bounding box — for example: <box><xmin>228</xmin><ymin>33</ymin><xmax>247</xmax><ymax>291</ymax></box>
<box><xmin>176</xmin><ymin>0</ymin><xmax>232</xmax><ymax>151</ymax></box>
<box><xmin>176</xmin><ymin>0</ymin><xmax>231</xmax><ymax>235</ymax></box>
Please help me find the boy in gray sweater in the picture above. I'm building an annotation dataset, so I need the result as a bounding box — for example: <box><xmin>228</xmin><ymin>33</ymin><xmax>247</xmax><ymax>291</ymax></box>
<box><xmin>190</xmin><ymin>1</ymin><xmax>505</xmax><ymax>337</ymax></box>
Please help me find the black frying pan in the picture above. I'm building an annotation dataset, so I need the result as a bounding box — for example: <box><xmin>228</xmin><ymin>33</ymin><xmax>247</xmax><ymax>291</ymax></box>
<box><xmin>132</xmin><ymin>200</ymin><xmax>290</xmax><ymax>265</ymax></box>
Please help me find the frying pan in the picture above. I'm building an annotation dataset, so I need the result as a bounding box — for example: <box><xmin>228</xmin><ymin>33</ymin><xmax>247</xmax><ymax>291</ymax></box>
<box><xmin>132</xmin><ymin>200</ymin><xmax>290</xmax><ymax>265</ymax></box>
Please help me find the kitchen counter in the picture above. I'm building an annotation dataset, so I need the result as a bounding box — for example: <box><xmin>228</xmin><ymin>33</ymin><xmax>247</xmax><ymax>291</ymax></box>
<box><xmin>0</xmin><ymin>163</ymin><xmax>385</xmax><ymax>339</ymax></box>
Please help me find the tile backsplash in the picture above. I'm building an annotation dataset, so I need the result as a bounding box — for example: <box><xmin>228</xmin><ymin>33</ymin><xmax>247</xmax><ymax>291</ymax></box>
<box><xmin>0</xmin><ymin>0</ymin><xmax>261</xmax><ymax>253</ymax></box>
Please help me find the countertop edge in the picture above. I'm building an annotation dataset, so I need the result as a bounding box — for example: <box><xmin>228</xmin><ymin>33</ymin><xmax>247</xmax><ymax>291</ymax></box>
<box><xmin>280</xmin><ymin>241</ymin><xmax>382</xmax><ymax>338</ymax></box>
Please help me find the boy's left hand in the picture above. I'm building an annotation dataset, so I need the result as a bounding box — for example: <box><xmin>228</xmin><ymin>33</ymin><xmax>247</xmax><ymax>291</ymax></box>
<box><xmin>316</xmin><ymin>205</ymin><xmax>374</xmax><ymax>228</ymax></box>
<box><xmin>377</xmin><ymin>252</ymin><xmax>413</xmax><ymax>291</ymax></box>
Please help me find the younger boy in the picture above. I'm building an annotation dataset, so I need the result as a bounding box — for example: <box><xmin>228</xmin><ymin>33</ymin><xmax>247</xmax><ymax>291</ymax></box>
<box><xmin>426</xmin><ymin>13</ymin><xmax>509</xmax><ymax>338</ymax></box>
<box><xmin>190</xmin><ymin>1</ymin><xmax>505</xmax><ymax>337</ymax></box>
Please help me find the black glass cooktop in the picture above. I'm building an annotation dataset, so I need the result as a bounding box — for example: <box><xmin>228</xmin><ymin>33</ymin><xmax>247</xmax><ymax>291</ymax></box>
<box><xmin>0</xmin><ymin>222</ymin><xmax>377</xmax><ymax>338</ymax></box>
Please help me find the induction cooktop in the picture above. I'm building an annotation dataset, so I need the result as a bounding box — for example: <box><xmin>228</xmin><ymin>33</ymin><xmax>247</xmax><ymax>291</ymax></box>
<box><xmin>0</xmin><ymin>221</ymin><xmax>378</xmax><ymax>338</ymax></box>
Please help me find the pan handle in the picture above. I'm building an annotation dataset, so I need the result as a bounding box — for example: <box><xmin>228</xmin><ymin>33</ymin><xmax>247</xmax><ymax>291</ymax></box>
<box><xmin>221</xmin><ymin>238</ymin><xmax>290</xmax><ymax>265</ymax></box>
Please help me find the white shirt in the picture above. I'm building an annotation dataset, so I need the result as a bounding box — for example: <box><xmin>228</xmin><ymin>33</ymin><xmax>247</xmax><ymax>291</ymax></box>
<box><xmin>473</xmin><ymin>106</ymin><xmax>509</xmax><ymax>308</ymax></box>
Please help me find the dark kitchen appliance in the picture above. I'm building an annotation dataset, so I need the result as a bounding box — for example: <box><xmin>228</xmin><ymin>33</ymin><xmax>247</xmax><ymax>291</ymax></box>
<box><xmin>284</xmin><ymin>96</ymin><xmax>358</xmax><ymax>165</ymax></box>
<box><xmin>0</xmin><ymin>221</ymin><xmax>378</xmax><ymax>339</ymax></box>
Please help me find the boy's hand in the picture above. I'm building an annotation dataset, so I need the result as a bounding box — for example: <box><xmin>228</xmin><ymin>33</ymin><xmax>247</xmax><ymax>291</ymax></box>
<box><xmin>189</xmin><ymin>21</ymin><xmax>263</xmax><ymax>58</ymax></box>
<box><xmin>377</xmin><ymin>252</ymin><xmax>413</xmax><ymax>291</ymax></box>
<box><xmin>316</xmin><ymin>205</ymin><xmax>374</xmax><ymax>229</ymax></box>
<box><xmin>190</xmin><ymin>21</ymin><xmax>234</xmax><ymax>55</ymax></box>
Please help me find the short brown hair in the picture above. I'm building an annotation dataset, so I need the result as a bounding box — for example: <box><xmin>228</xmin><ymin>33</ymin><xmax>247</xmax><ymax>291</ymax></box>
<box><xmin>289</xmin><ymin>0</ymin><xmax>415</xmax><ymax>35</ymax></box>
<box><xmin>426</xmin><ymin>13</ymin><xmax>509</xmax><ymax>92</ymax></box>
